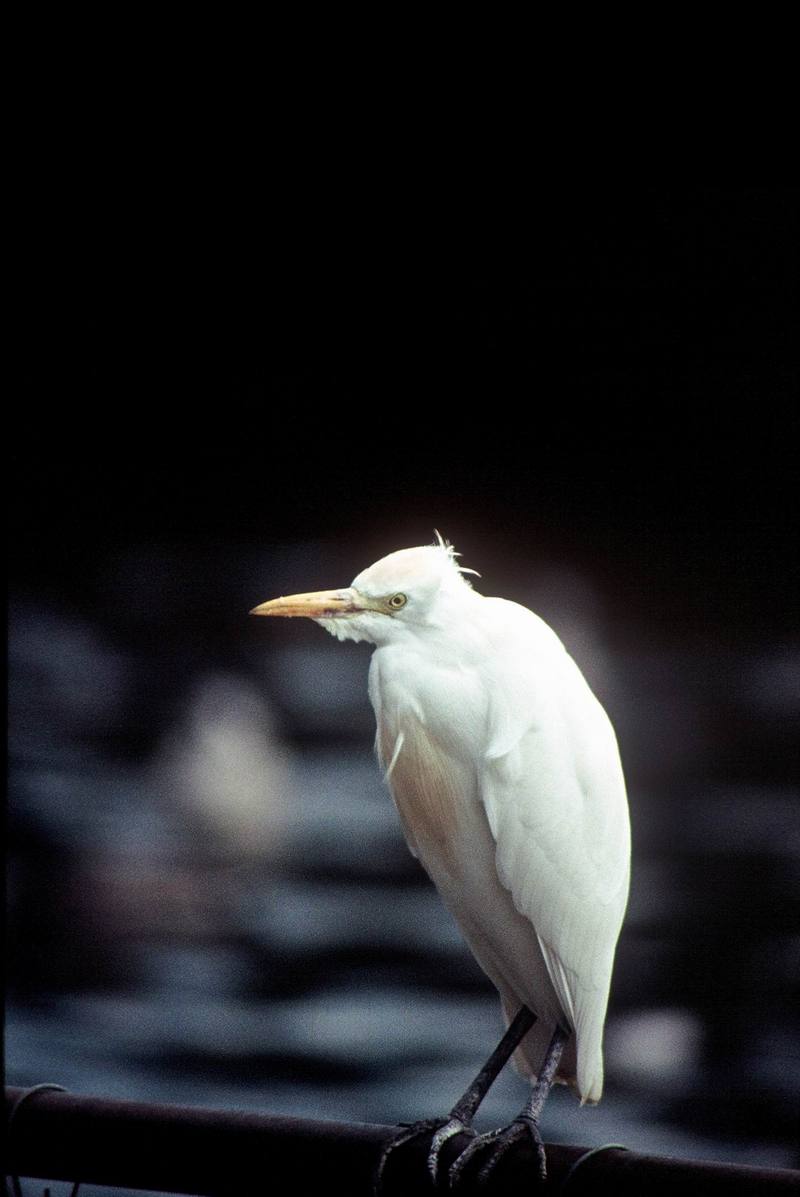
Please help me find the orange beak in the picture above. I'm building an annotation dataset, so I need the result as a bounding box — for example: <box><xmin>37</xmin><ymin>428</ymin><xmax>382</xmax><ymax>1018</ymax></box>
<box><xmin>249</xmin><ymin>587</ymin><xmax>366</xmax><ymax>619</ymax></box>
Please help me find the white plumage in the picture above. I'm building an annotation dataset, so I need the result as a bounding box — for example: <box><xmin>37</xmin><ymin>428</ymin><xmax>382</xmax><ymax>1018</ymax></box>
<box><xmin>252</xmin><ymin>539</ymin><xmax>630</xmax><ymax>1111</ymax></box>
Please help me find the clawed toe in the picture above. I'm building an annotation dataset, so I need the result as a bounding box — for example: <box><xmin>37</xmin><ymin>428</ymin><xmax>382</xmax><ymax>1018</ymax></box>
<box><xmin>376</xmin><ymin>1113</ymin><xmax>548</xmax><ymax>1193</ymax></box>
<box><xmin>374</xmin><ymin>1117</ymin><xmax>439</xmax><ymax>1192</ymax></box>
<box><xmin>374</xmin><ymin>1115</ymin><xmax>474</xmax><ymax>1193</ymax></box>
<box><xmin>448</xmin><ymin>1116</ymin><xmax>547</xmax><ymax>1189</ymax></box>
<box><xmin>427</xmin><ymin>1117</ymin><xmax>475</xmax><ymax>1184</ymax></box>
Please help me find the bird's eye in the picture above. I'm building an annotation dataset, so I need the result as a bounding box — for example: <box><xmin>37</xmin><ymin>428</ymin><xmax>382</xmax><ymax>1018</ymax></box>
<box><xmin>389</xmin><ymin>593</ymin><xmax>407</xmax><ymax>609</ymax></box>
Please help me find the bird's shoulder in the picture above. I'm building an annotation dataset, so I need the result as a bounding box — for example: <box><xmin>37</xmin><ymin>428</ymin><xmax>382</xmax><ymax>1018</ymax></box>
<box><xmin>478</xmin><ymin>596</ymin><xmax>568</xmax><ymax>656</ymax></box>
<box><xmin>472</xmin><ymin>598</ymin><xmax>600</xmax><ymax>756</ymax></box>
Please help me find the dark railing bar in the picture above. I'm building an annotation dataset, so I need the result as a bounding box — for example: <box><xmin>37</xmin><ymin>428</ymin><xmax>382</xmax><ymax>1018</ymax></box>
<box><xmin>5</xmin><ymin>1086</ymin><xmax>797</xmax><ymax>1195</ymax></box>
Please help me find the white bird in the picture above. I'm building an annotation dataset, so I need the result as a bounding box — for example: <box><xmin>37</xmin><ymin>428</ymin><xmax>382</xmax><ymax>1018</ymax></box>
<box><xmin>251</xmin><ymin>537</ymin><xmax>630</xmax><ymax>1188</ymax></box>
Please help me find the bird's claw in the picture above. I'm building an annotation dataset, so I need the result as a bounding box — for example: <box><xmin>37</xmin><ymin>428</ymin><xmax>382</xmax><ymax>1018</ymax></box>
<box><xmin>427</xmin><ymin>1117</ymin><xmax>475</xmax><ymax>1185</ymax></box>
<box><xmin>448</xmin><ymin>1115</ymin><xmax>547</xmax><ymax>1189</ymax></box>
<box><xmin>374</xmin><ymin>1116</ymin><xmax>474</xmax><ymax>1193</ymax></box>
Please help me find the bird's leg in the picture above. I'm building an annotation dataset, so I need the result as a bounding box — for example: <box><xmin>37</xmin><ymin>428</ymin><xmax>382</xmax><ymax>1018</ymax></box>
<box><xmin>448</xmin><ymin>1023</ymin><xmax>568</xmax><ymax>1189</ymax></box>
<box><xmin>374</xmin><ymin>1006</ymin><xmax>536</xmax><ymax>1193</ymax></box>
<box><xmin>427</xmin><ymin>1006</ymin><xmax>537</xmax><ymax>1178</ymax></box>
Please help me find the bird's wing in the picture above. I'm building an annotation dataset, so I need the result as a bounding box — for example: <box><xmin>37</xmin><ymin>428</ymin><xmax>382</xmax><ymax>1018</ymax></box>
<box><xmin>478</xmin><ymin>601</ymin><xmax>630</xmax><ymax>1100</ymax></box>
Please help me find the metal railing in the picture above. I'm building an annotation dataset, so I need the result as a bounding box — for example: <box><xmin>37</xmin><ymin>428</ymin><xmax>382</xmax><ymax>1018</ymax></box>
<box><xmin>5</xmin><ymin>1085</ymin><xmax>797</xmax><ymax>1195</ymax></box>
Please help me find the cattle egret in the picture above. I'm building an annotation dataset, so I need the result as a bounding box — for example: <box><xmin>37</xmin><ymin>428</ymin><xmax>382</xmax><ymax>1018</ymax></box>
<box><xmin>251</xmin><ymin>538</ymin><xmax>630</xmax><ymax>1188</ymax></box>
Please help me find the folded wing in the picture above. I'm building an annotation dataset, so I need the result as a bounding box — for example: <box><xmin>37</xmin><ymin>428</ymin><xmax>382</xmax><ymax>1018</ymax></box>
<box><xmin>479</xmin><ymin>602</ymin><xmax>630</xmax><ymax>1102</ymax></box>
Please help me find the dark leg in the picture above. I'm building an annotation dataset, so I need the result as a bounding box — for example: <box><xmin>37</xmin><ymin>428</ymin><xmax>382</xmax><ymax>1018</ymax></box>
<box><xmin>427</xmin><ymin>1006</ymin><xmax>537</xmax><ymax>1178</ymax></box>
<box><xmin>374</xmin><ymin>1006</ymin><xmax>537</xmax><ymax>1192</ymax></box>
<box><xmin>448</xmin><ymin>1024</ymin><xmax>568</xmax><ymax>1188</ymax></box>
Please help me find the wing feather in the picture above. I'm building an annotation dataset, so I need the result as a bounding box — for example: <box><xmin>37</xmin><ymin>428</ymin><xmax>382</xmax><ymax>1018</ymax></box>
<box><xmin>479</xmin><ymin>606</ymin><xmax>630</xmax><ymax>1102</ymax></box>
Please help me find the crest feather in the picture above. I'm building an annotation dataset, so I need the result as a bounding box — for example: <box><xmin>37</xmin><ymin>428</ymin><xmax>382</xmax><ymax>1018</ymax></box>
<box><xmin>433</xmin><ymin>530</ymin><xmax>481</xmax><ymax>580</ymax></box>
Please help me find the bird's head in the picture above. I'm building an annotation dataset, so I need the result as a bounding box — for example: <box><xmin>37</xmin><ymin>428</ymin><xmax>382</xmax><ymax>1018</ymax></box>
<box><xmin>250</xmin><ymin>536</ymin><xmax>478</xmax><ymax>645</ymax></box>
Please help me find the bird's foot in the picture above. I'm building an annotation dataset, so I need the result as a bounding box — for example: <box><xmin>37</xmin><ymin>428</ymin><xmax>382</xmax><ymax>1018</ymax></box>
<box><xmin>448</xmin><ymin>1114</ymin><xmax>547</xmax><ymax>1189</ymax></box>
<box><xmin>374</xmin><ymin>1116</ymin><xmax>475</xmax><ymax>1193</ymax></box>
<box><xmin>427</xmin><ymin>1117</ymin><xmax>476</xmax><ymax>1185</ymax></box>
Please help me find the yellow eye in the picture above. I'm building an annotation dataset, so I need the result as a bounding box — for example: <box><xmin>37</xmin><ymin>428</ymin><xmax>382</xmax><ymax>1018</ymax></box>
<box><xmin>389</xmin><ymin>593</ymin><xmax>407</xmax><ymax>609</ymax></box>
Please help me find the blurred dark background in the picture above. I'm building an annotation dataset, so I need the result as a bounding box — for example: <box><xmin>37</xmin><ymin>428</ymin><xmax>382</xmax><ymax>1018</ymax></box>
<box><xmin>8</xmin><ymin>183</ymin><xmax>799</xmax><ymax>1182</ymax></box>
